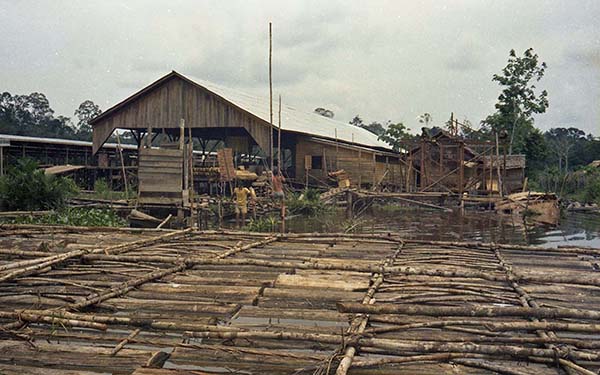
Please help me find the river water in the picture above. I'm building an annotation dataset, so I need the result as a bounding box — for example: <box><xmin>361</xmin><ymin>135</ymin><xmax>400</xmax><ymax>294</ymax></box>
<box><xmin>286</xmin><ymin>206</ymin><xmax>600</xmax><ymax>248</ymax></box>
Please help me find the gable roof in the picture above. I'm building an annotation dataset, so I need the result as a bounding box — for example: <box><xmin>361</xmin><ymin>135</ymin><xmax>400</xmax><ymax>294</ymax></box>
<box><xmin>91</xmin><ymin>71</ymin><xmax>392</xmax><ymax>151</ymax></box>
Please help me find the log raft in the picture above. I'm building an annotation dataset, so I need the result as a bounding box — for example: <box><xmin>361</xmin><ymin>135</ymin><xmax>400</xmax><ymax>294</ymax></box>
<box><xmin>0</xmin><ymin>225</ymin><xmax>599</xmax><ymax>374</ymax></box>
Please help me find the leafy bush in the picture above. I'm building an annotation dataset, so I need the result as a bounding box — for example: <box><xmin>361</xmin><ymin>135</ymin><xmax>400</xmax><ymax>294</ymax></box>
<box><xmin>88</xmin><ymin>179</ymin><xmax>135</xmax><ymax>200</ymax></box>
<box><xmin>286</xmin><ymin>189</ymin><xmax>330</xmax><ymax>216</ymax></box>
<box><xmin>0</xmin><ymin>158</ymin><xmax>78</xmax><ymax>211</ymax></box>
<box><xmin>244</xmin><ymin>216</ymin><xmax>280</xmax><ymax>232</ymax></box>
<box><xmin>9</xmin><ymin>207</ymin><xmax>126</xmax><ymax>227</ymax></box>
<box><xmin>583</xmin><ymin>178</ymin><xmax>600</xmax><ymax>204</ymax></box>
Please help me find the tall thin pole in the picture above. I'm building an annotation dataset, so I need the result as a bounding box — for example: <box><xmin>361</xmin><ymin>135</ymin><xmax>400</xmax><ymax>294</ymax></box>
<box><xmin>115</xmin><ymin>131</ymin><xmax>128</xmax><ymax>198</ymax></box>
<box><xmin>495</xmin><ymin>132</ymin><xmax>503</xmax><ymax>197</ymax></box>
<box><xmin>335</xmin><ymin>128</ymin><xmax>339</xmax><ymax>170</ymax></box>
<box><xmin>188</xmin><ymin>127</ymin><xmax>195</xmax><ymax>228</ymax></box>
<box><xmin>269</xmin><ymin>22</ymin><xmax>273</xmax><ymax>172</ymax></box>
<box><xmin>278</xmin><ymin>94</ymin><xmax>282</xmax><ymax>172</ymax></box>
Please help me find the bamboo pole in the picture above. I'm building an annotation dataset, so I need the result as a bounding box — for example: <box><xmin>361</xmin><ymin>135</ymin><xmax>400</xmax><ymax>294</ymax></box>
<box><xmin>278</xmin><ymin>94</ymin><xmax>282</xmax><ymax>171</ymax></box>
<box><xmin>111</xmin><ymin>328</ymin><xmax>141</xmax><ymax>356</ymax></box>
<box><xmin>268</xmin><ymin>22</ymin><xmax>273</xmax><ymax>172</ymax></box>
<box><xmin>0</xmin><ymin>228</ymin><xmax>192</xmax><ymax>283</ymax></box>
<box><xmin>367</xmin><ymin>319</ymin><xmax>600</xmax><ymax>335</ymax></box>
<box><xmin>335</xmin><ymin>243</ymin><xmax>403</xmax><ymax>375</ymax></box>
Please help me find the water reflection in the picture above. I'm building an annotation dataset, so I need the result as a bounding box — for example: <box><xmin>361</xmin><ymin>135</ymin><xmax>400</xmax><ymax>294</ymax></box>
<box><xmin>287</xmin><ymin>207</ymin><xmax>600</xmax><ymax>248</ymax></box>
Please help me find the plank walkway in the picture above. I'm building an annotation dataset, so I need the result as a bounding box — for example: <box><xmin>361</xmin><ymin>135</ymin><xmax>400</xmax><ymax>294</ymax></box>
<box><xmin>0</xmin><ymin>225</ymin><xmax>599</xmax><ymax>374</ymax></box>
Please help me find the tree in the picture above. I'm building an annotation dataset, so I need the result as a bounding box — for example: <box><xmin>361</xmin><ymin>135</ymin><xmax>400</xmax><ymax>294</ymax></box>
<box><xmin>417</xmin><ymin>113</ymin><xmax>432</xmax><ymax>127</ymax></box>
<box><xmin>74</xmin><ymin>100</ymin><xmax>102</xmax><ymax>139</ymax></box>
<box><xmin>314</xmin><ymin>107</ymin><xmax>334</xmax><ymax>118</ymax></box>
<box><xmin>522</xmin><ymin>128</ymin><xmax>548</xmax><ymax>175</ymax></box>
<box><xmin>0</xmin><ymin>92</ymin><xmax>77</xmax><ymax>138</ymax></box>
<box><xmin>361</xmin><ymin>121</ymin><xmax>385</xmax><ymax>136</ymax></box>
<box><xmin>378</xmin><ymin>122</ymin><xmax>411</xmax><ymax>152</ymax></box>
<box><xmin>483</xmin><ymin>48</ymin><xmax>548</xmax><ymax>154</ymax></box>
<box><xmin>349</xmin><ymin>115</ymin><xmax>364</xmax><ymax>127</ymax></box>
<box><xmin>546</xmin><ymin>127</ymin><xmax>586</xmax><ymax>173</ymax></box>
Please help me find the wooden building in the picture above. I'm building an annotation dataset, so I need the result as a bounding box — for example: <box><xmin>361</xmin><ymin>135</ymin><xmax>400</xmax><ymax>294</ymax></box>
<box><xmin>90</xmin><ymin>71</ymin><xmax>404</xmax><ymax>200</ymax></box>
<box><xmin>0</xmin><ymin>133</ymin><xmax>136</xmax><ymax>190</ymax></box>
<box><xmin>408</xmin><ymin>130</ymin><xmax>525</xmax><ymax>195</ymax></box>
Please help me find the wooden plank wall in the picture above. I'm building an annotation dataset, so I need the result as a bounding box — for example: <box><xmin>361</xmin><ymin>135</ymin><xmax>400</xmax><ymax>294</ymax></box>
<box><xmin>295</xmin><ymin>137</ymin><xmax>404</xmax><ymax>188</ymax></box>
<box><xmin>93</xmin><ymin>76</ymin><xmax>271</xmax><ymax>154</ymax></box>
<box><xmin>138</xmin><ymin>148</ymin><xmax>184</xmax><ymax>205</ymax></box>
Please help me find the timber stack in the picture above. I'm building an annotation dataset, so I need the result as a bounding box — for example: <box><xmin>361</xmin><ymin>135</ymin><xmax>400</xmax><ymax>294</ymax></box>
<box><xmin>0</xmin><ymin>225</ymin><xmax>599</xmax><ymax>374</ymax></box>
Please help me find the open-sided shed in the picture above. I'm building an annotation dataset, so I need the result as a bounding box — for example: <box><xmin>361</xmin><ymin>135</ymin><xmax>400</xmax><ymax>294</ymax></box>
<box><xmin>90</xmin><ymin>71</ymin><xmax>405</xmax><ymax>191</ymax></box>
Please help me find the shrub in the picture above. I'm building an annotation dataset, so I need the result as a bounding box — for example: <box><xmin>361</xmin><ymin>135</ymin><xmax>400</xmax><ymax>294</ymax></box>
<box><xmin>90</xmin><ymin>179</ymin><xmax>135</xmax><ymax>200</ymax></box>
<box><xmin>0</xmin><ymin>158</ymin><xmax>78</xmax><ymax>211</ymax></box>
<box><xmin>583</xmin><ymin>178</ymin><xmax>600</xmax><ymax>204</ymax></box>
<box><xmin>244</xmin><ymin>216</ymin><xmax>280</xmax><ymax>232</ymax></box>
<box><xmin>286</xmin><ymin>189</ymin><xmax>330</xmax><ymax>216</ymax></box>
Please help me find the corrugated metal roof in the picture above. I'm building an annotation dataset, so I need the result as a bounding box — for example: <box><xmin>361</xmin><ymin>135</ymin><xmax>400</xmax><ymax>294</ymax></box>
<box><xmin>181</xmin><ymin>73</ymin><xmax>392</xmax><ymax>150</ymax></box>
<box><xmin>0</xmin><ymin>134</ymin><xmax>137</xmax><ymax>150</ymax></box>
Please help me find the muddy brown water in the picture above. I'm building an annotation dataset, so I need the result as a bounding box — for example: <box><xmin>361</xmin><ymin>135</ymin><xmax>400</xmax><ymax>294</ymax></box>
<box><xmin>286</xmin><ymin>206</ymin><xmax>600</xmax><ymax>248</ymax></box>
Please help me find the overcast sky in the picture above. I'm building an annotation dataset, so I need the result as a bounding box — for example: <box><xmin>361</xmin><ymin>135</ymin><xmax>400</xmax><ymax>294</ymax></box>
<box><xmin>1</xmin><ymin>0</ymin><xmax>598</xmax><ymax>135</ymax></box>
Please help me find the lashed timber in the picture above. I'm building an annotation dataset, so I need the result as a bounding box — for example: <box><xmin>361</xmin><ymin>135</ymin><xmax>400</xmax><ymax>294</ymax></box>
<box><xmin>0</xmin><ymin>226</ymin><xmax>599</xmax><ymax>374</ymax></box>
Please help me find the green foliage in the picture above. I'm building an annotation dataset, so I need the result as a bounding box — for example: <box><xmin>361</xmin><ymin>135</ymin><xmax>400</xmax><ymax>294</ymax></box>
<box><xmin>545</xmin><ymin>127</ymin><xmax>587</xmax><ymax>173</ymax></box>
<box><xmin>0</xmin><ymin>91</ymin><xmax>102</xmax><ymax>141</ymax></box>
<box><xmin>523</xmin><ymin>128</ymin><xmax>549</xmax><ymax>175</ymax></box>
<box><xmin>482</xmin><ymin>48</ymin><xmax>548</xmax><ymax>154</ymax></box>
<box><xmin>86</xmin><ymin>179</ymin><xmax>135</xmax><ymax>200</ymax></box>
<box><xmin>583</xmin><ymin>178</ymin><xmax>600</xmax><ymax>204</ymax></box>
<box><xmin>8</xmin><ymin>207</ymin><xmax>126</xmax><ymax>227</ymax></box>
<box><xmin>74</xmin><ymin>100</ymin><xmax>102</xmax><ymax>139</ymax></box>
<box><xmin>286</xmin><ymin>189</ymin><xmax>331</xmax><ymax>216</ymax></box>
<box><xmin>361</xmin><ymin>122</ymin><xmax>386</xmax><ymax>136</ymax></box>
<box><xmin>244</xmin><ymin>216</ymin><xmax>280</xmax><ymax>232</ymax></box>
<box><xmin>378</xmin><ymin>122</ymin><xmax>412</xmax><ymax>152</ymax></box>
<box><xmin>0</xmin><ymin>158</ymin><xmax>78</xmax><ymax>211</ymax></box>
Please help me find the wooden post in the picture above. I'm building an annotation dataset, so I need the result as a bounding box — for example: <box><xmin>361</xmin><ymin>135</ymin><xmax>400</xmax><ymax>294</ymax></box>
<box><xmin>188</xmin><ymin>127</ymin><xmax>195</xmax><ymax>228</ymax></box>
<box><xmin>372</xmin><ymin>152</ymin><xmax>376</xmax><ymax>186</ymax></box>
<box><xmin>146</xmin><ymin>125</ymin><xmax>153</xmax><ymax>148</ymax></box>
<box><xmin>115</xmin><ymin>132</ymin><xmax>129</xmax><ymax>198</ymax></box>
<box><xmin>335</xmin><ymin>128</ymin><xmax>339</xmax><ymax>170</ymax></box>
<box><xmin>503</xmin><ymin>143</ymin><xmax>507</xmax><ymax>194</ymax></box>
<box><xmin>459</xmin><ymin>141</ymin><xmax>464</xmax><ymax>196</ymax></box>
<box><xmin>179</xmin><ymin>119</ymin><xmax>185</xmax><ymax>150</ymax></box>
<box><xmin>407</xmin><ymin>151</ymin><xmax>412</xmax><ymax>192</ymax></box>
<box><xmin>495</xmin><ymin>133</ymin><xmax>503</xmax><ymax>197</ymax></box>
<box><xmin>346</xmin><ymin>190</ymin><xmax>353</xmax><ymax>219</ymax></box>
<box><xmin>278</xmin><ymin>94</ymin><xmax>282</xmax><ymax>171</ymax></box>
<box><xmin>0</xmin><ymin>145</ymin><xmax>4</xmax><ymax>177</ymax></box>
<box><xmin>358</xmin><ymin>149</ymin><xmax>362</xmax><ymax>188</ymax></box>
<box><xmin>482</xmin><ymin>146</ymin><xmax>487</xmax><ymax>192</ymax></box>
<box><xmin>268</xmin><ymin>22</ymin><xmax>273</xmax><ymax>173</ymax></box>
<box><xmin>181</xmin><ymin>119</ymin><xmax>188</xmax><ymax>193</ymax></box>
<box><xmin>439</xmin><ymin>143</ymin><xmax>443</xmax><ymax>178</ymax></box>
<box><xmin>419</xmin><ymin>139</ymin><xmax>425</xmax><ymax>190</ymax></box>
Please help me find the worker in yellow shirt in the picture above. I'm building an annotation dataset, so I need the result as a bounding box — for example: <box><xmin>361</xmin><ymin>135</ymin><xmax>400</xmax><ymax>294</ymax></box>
<box><xmin>233</xmin><ymin>182</ymin><xmax>254</xmax><ymax>228</ymax></box>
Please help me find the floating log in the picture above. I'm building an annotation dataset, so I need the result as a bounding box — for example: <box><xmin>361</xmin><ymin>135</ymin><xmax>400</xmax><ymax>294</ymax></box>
<box><xmin>338</xmin><ymin>302</ymin><xmax>600</xmax><ymax>320</ymax></box>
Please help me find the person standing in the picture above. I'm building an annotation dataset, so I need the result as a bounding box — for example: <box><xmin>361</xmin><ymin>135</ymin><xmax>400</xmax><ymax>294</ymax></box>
<box><xmin>233</xmin><ymin>182</ymin><xmax>250</xmax><ymax>229</ymax></box>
